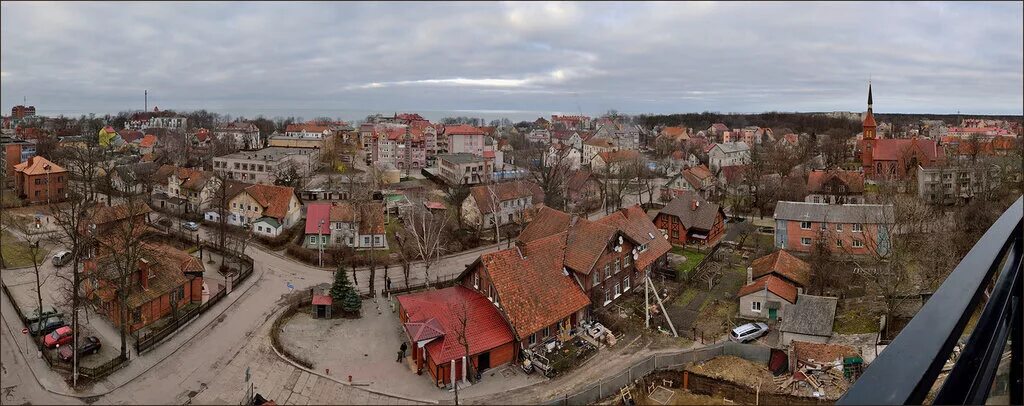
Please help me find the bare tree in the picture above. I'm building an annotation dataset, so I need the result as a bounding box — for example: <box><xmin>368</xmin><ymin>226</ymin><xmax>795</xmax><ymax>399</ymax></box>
<box><xmin>8</xmin><ymin>219</ymin><xmax>53</xmax><ymax>341</ymax></box>
<box><xmin>400</xmin><ymin>205</ymin><xmax>450</xmax><ymax>285</ymax></box>
<box><xmin>448</xmin><ymin>300</ymin><xmax>474</xmax><ymax>401</ymax></box>
<box><xmin>98</xmin><ymin>198</ymin><xmax>152</xmax><ymax>360</ymax></box>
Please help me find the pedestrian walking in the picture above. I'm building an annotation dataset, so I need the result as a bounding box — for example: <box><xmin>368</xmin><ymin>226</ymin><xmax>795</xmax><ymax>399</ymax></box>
<box><xmin>397</xmin><ymin>342</ymin><xmax>408</xmax><ymax>362</ymax></box>
<box><xmin>385</xmin><ymin>276</ymin><xmax>392</xmax><ymax>292</ymax></box>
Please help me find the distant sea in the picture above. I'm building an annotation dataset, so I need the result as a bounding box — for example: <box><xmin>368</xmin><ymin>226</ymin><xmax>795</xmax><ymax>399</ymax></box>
<box><xmin>30</xmin><ymin>107</ymin><xmax>577</xmax><ymax>123</ymax></box>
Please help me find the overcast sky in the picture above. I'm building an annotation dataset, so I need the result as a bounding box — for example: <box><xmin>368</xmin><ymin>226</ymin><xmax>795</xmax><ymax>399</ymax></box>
<box><xmin>2</xmin><ymin>1</ymin><xmax>1022</xmax><ymax>121</ymax></box>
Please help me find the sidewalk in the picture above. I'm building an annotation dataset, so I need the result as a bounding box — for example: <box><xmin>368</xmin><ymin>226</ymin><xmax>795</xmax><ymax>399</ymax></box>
<box><xmin>0</xmin><ymin>264</ymin><xmax>266</xmax><ymax>398</ymax></box>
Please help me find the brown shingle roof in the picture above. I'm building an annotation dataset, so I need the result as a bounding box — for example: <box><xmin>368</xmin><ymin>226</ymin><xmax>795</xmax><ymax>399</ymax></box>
<box><xmin>659</xmin><ymin>191</ymin><xmax>723</xmax><ymax>231</ymax></box>
<box><xmin>480</xmin><ymin>233</ymin><xmax>591</xmax><ymax>339</ymax></box>
<box><xmin>736</xmin><ymin>275</ymin><xmax>798</xmax><ymax>304</ymax></box>
<box><xmin>806</xmin><ymin>170</ymin><xmax>865</xmax><ymax>194</ymax></box>
<box><xmin>468</xmin><ymin>181</ymin><xmax>543</xmax><ymax>214</ymax></box>
<box><xmin>518</xmin><ymin>206</ymin><xmax>571</xmax><ymax>244</ymax></box>
<box><xmin>243</xmin><ymin>184</ymin><xmax>296</xmax><ymax>220</ymax></box>
<box><xmin>597</xmin><ymin>206</ymin><xmax>673</xmax><ymax>272</ymax></box>
<box><xmin>751</xmin><ymin>250</ymin><xmax>811</xmax><ymax>288</ymax></box>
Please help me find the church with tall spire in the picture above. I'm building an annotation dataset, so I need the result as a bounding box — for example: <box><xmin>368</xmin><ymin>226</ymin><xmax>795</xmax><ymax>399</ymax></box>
<box><xmin>858</xmin><ymin>83</ymin><xmax>945</xmax><ymax>180</ymax></box>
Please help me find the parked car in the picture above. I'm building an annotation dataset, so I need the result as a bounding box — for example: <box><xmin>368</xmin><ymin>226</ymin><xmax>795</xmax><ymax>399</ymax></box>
<box><xmin>182</xmin><ymin>221</ymin><xmax>200</xmax><ymax>231</ymax></box>
<box><xmin>58</xmin><ymin>336</ymin><xmax>101</xmax><ymax>361</ymax></box>
<box><xmin>29</xmin><ymin>316</ymin><xmax>66</xmax><ymax>337</ymax></box>
<box><xmin>26</xmin><ymin>306</ymin><xmax>63</xmax><ymax>324</ymax></box>
<box><xmin>52</xmin><ymin>250</ymin><xmax>73</xmax><ymax>267</ymax></box>
<box><xmin>44</xmin><ymin>326</ymin><xmax>74</xmax><ymax>348</ymax></box>
<box><xmin>729</xmin><ymin>322</ymin><xmax>769</xmax><ymax>343</ymax></box>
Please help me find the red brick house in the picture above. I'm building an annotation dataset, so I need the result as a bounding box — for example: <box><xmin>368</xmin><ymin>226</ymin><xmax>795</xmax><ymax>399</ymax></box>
<box><xmin>654</xmin><ymin>192</ymin><xmax>725</xmax><ymax>247</ymax></box>
<box><xmin>84</xmin><ymin>242</ymin><xmax>204</xmax><ymax>333</ymax></box>
<box><xmin>13</xmin><ymin>156</ymin><xmax>67</xmax><ymax>204</ymax></box>
<box><xmin>396</xmin><ymin>286</ymin><xmax>515</xmax><ymax>387</ymax></box>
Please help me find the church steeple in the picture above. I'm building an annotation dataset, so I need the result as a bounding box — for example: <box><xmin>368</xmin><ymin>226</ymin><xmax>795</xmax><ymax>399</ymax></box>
<box><xmin>862</xmin><ymin>82</ymin><xmax>877</xmax><ymax>140</ymax></box>
<box><xmin>868</xmin><ymin>82</ymin><xmax>873</xmax><ymax>109</ymax></box>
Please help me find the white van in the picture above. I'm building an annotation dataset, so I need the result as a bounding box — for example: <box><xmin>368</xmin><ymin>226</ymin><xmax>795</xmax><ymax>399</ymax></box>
<box><xmin>52</xmin><ymin>251</ymin><xmax>73</xmax><ymax>267</ymax></box>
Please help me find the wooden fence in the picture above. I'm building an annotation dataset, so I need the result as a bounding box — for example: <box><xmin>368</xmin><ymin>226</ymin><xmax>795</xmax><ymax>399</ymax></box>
<box><xmin>134</xmin><ymin>287</ymin><xmax>228</xmax><ymax>354</ymax></box>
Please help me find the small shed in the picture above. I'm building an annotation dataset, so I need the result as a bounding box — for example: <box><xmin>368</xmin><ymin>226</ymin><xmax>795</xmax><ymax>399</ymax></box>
<box><xmin>312</xmin><ymin>294</ymin><xmax>333</xmax><ymax>319</ymax></box>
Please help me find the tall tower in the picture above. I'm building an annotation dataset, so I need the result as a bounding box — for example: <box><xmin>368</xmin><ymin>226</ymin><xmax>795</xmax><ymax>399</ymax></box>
<box><xmin>862</xmin><ymin>82</ymin><xmax>877</xmax><ymax>140</ymax></box>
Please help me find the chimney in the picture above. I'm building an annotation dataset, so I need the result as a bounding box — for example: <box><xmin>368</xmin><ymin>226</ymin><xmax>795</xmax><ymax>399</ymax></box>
<box><xmin>515</xmin><ymin>240</ymin><xmax>526</xmax><ymax>258</ymax></box>
<box><xmin>691</xmin><ymin>200</ymin><xmax>699</xmax><ymax>211</ymax></box>
<box><xmin>138</xmin><ymin>258</ymin><xmax>151</xmax><ymax>290</ymax></box>
<box><xmin>746</xmin><ymin>266</ymin><xmax>753</xmax><ymax>284</ymax></box>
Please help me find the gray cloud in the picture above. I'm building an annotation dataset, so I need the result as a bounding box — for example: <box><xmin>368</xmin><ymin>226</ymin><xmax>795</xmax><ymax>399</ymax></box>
<box><xmin>2</xmin><ymin>1</ymin><xmax>1021</xmax><ymax>121</ymax></box>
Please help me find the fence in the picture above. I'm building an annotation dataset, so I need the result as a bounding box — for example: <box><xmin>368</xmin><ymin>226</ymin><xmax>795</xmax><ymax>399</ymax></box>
<box><xmin>2</xmin><ymin>280</ymin><xmax>130</xmax><ymax>383</ymax></box>
<box><xmin>134</xmin><ymin>287</ymin><xmax>228</xmax><ymax>354</ymax></box>
<box><xmin>545</xmin><ymin>343</ymin><xmax>728</xmax><ymax>405</ymax></box>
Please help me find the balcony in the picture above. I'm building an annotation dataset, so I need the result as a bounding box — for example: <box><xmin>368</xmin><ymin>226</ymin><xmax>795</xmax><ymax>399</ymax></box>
<box><xmin>839</xmin><ymin>196</ymin><xmax>1022</xmax><ymax>405</ymax></box>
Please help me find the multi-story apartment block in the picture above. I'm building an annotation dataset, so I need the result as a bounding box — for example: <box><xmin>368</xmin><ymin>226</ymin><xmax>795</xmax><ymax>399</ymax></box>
<box><xmin>214</xmin><ymin>121</ymin><xmax>262</xmax><ymax>150</ymax></box>
<box><xmin>917</xmin><ymin>163</ymin><xmax>1001</xmax><ymax>205</ymax></box>
<box><xmin>444</xmin><ymin>125</ymin><xmax>486</xmax><ymax>156</ymax></box>
<box><xmin>774</xmin><ymin>201</ymin><xmax>894</xmax><ymax>256</ymax></box>
<box><xmin>269</xmin><ymin>123</ymin><xmax>335</xmax><ymax>150</ymax></box>
<box><xmin>212</xmin><ymin>147</ymin><xmax>319</xmax><ymax>184</ymax></box>
<box><xmin>371</xmin><ymin>124</ymin><xmax>428</xmax><ymax>171</ymax></box>
<box><xmin>437</xmin><ymin>153</ymin><xmax>491</xmax><ymax>185</ymax></box>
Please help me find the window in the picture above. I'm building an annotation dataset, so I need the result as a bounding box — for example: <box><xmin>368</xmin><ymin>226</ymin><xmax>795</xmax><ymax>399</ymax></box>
<box><xmin>751</xmin><ymin>301</ymin><xmax>762</xmax><ymax>312</ymax></box>
<box><xmin>836</xmin><ymin>239</ymin><xmax>843</xmax><ymax>247</ymax></box>
<box><xmin>623</xmin><ymin>275</ymin><xmax>630</xmax><ymax>291</ymax></box>
<box><xmin>800</xmin><ymin>221</ymin><xmax>811</xmax><ymax>230</ymax></box>
<box><xmin>624</xmin><ymin>253</ymin><xmax>632</xmax><ymax>268</ymax></box>
<box><xmin>473</xmin><ymin>274</ymin><xmax>480</xmax><ymax>289</ymax></box>
<box><xmin>542</xmin><ymin>327</ymin><xmax>550</xmax><ymax>337</ymax></box>
<box><xmin>852</xmin><ymin>223</ymin><xmax>863</xmax><ymax>232</ymax></box>
<box><xmin>604</xmin><ymin>289</ymin><xmax>611</xmax><ymax>305</ymax></box>
<box><xmin>175</xmin><ymin>286</ymin><xmax>185</xmax><ymax>302</ymax></box>
<box><xmin>813</xmin><ymin>196</ymin><xmax>820</xmax><ymax>204</ymax></box>
<box><xmin>615</xmin><ymin>258</ymin><xmax>621</xmax><ymax>273</ymax></box>
<box><xmin>321</xmin><ymin>235</ymin><xmax>327</xmax><ymax>244</ymax></box>
<box><xmin>528</xmin><ymin>334</ymin><xmax>536</xmax><ymax>345</ymax></box>
<box><xmin>309</xmin><ymin>236</ymin><xmax>316</xmax><ymax>244</ymax></box>
<box><xmin>820</xmin><ymin>223</ymin><xmax>827</xmax><ymax>231</ymax></box>
<box><xmin>592</xmin><ymin>272</ymin><xmax>599</xmax><ymax>287</ymax></box>
<box><xmin>801</xmin><ymin>237</ymin><xmax>812</xmax><ymax>246</ymax></box>
<box><xmin>836</xmin><ymin>223</ymin><xmax>843</xmax><ymax>232</ymax></box>
<box><xmin>132</xmin><ymin>308</ymin><xmax>142</xmax><ymax>323</ymax></box>
<box><xmin>853</xmin><ymin>239</ymin><xmax>864</xmax><ymax>248</ymax></box>
<box><xmin>604</xmin><ymin>264</ymin><xmax>611</xmax><ymax>279</ymax></box>
<box><xmin>614</xmin><ymin>283</ymin><xmax>621</xmax><ymax>298</ymax></box>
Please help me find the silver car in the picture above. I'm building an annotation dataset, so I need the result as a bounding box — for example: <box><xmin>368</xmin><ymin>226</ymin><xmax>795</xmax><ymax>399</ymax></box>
<box><xmin>729</xmin><ymin>322</ymin><xmax>769</xmax><ymax>343</ymax></box>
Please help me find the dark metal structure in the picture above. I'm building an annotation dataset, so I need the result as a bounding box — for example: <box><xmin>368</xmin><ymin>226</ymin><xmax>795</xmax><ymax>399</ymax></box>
<box><xmin>839</xmin><ymin>196</ymin><xmax>1022</xmax><ymax>405</ymax></box>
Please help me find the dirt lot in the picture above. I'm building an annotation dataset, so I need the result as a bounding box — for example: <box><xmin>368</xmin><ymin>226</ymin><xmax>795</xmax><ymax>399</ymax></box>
<box><xmin>684</xmin><ymin>356</ymin><xmax>778</xmax><ymax>394</ymax></box>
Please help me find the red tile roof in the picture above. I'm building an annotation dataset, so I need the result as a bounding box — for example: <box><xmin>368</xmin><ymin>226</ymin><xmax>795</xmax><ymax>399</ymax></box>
<box><xmin>861</xmin><ymin>138</ymin><xmax>944</xmax><ymax>162</ymax></box>
<box><xmin>444</xmin><ymin>124</ymin><xmax>486</xmax><ymax>136</ymax></box>
<box><xmin>806</xmin><ymin>170</ymin><xmax>865</xmax><ymax>194</ymax></box>
<box><xmin>397</xmin><ymin>286</ymin><xmax>515</xmax><ymax>364</ymax></box>
<box><xmin>862</xmin><ymin>110</ymin><xmax>876</xmax><ymax>127</ymax></box>
<box><xmin>751</xmin><ymin>250</ymin><xmax>811</xmax><ymax>288</ymax></box>
<box><xmin>244</xmin><ymin>184</ymin><xmax>296</xmax><ymax>220</ymax></box>
<box><xmin>597</xmin><ymin>206</ymin><xmax>673</xmax><ymax>272</ymax></box>
<box><xmin>596</xmin><ymin>150</ymin><xmax>640</xmax><ymax>164</ymax></box>
<box><xmin>312</xmin><ymin>294</ymin><xmax>333</xmax><ymax>306</ymax></box>
<box><xmin>480</xmin><ymin>234</ymin><xmax>591</xmax><ymax>339</ymax></box>
<box><xmin>138</xmin><ymin>134</ymin><xmax>158</xmax><ymax>148</ymax></box>
<box><xmin>737</xmin><ymin>275</ymin><xmax>798</xmax><ymax>304</ymax></box>
<box><xmin>518</xmin><ymin>206</ymin><xmax>572</xmax><ymax>243</ymax></box>
<box><xmin>13</xmin><ymin>156</ymin><xmax>66</xmax><ymax>176</ymax></box>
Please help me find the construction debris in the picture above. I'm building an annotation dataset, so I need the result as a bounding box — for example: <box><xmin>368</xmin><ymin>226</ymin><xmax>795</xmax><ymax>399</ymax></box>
<box><xmin>684</xmin><ymin>356</ymin><xmax>779</xmax><ymax>394</ymax></box>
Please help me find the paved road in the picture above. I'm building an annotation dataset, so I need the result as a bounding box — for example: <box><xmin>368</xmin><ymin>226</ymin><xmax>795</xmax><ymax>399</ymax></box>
<box><xmin>1</xmin><ymin>210</ymin><xmax>505</xmax><ymax>405</ymax></box>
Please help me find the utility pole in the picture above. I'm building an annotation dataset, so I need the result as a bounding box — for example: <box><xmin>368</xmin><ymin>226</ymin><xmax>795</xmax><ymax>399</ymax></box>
<box><xmin>145</xmin><ymin>90</ymin><xmax>148</xmax><ymax>111</ymax></box>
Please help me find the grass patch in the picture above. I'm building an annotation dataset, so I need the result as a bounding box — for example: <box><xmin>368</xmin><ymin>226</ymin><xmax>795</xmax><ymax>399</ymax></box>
<box><xmin>834</xmin><ymin>303</ymin><xmax>880</xmax><ymax>334</ymax></box>
<box><xmin>694</xmin><ymin>299</ymin><xmax>739</xmax><ymax>337</ymax></box>
<box><xmin>673</xmin><ymin>247</ymin><xmax>707</xmax><ymax>277</ymax></box>
<box><xmin>676</xmin><ymin>287</ymin><xmax>700</xmax><ymax>307</ymax></box>
<box><xmin>1</xmin><ymin>230</ymin><xmax>49</xmax><ymax>268</ymax></box>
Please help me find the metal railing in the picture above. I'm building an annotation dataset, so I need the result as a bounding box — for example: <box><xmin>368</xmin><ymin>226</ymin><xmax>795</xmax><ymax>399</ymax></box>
<box><xmin>135</xmin><ymin>287</ymin><xmax>228</xmax><ymax>353</ymax></box>
<box><xmin>839</xmin><ymin>196</ymin><xmax>1023</xmax><ymax>405</ymax></box>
